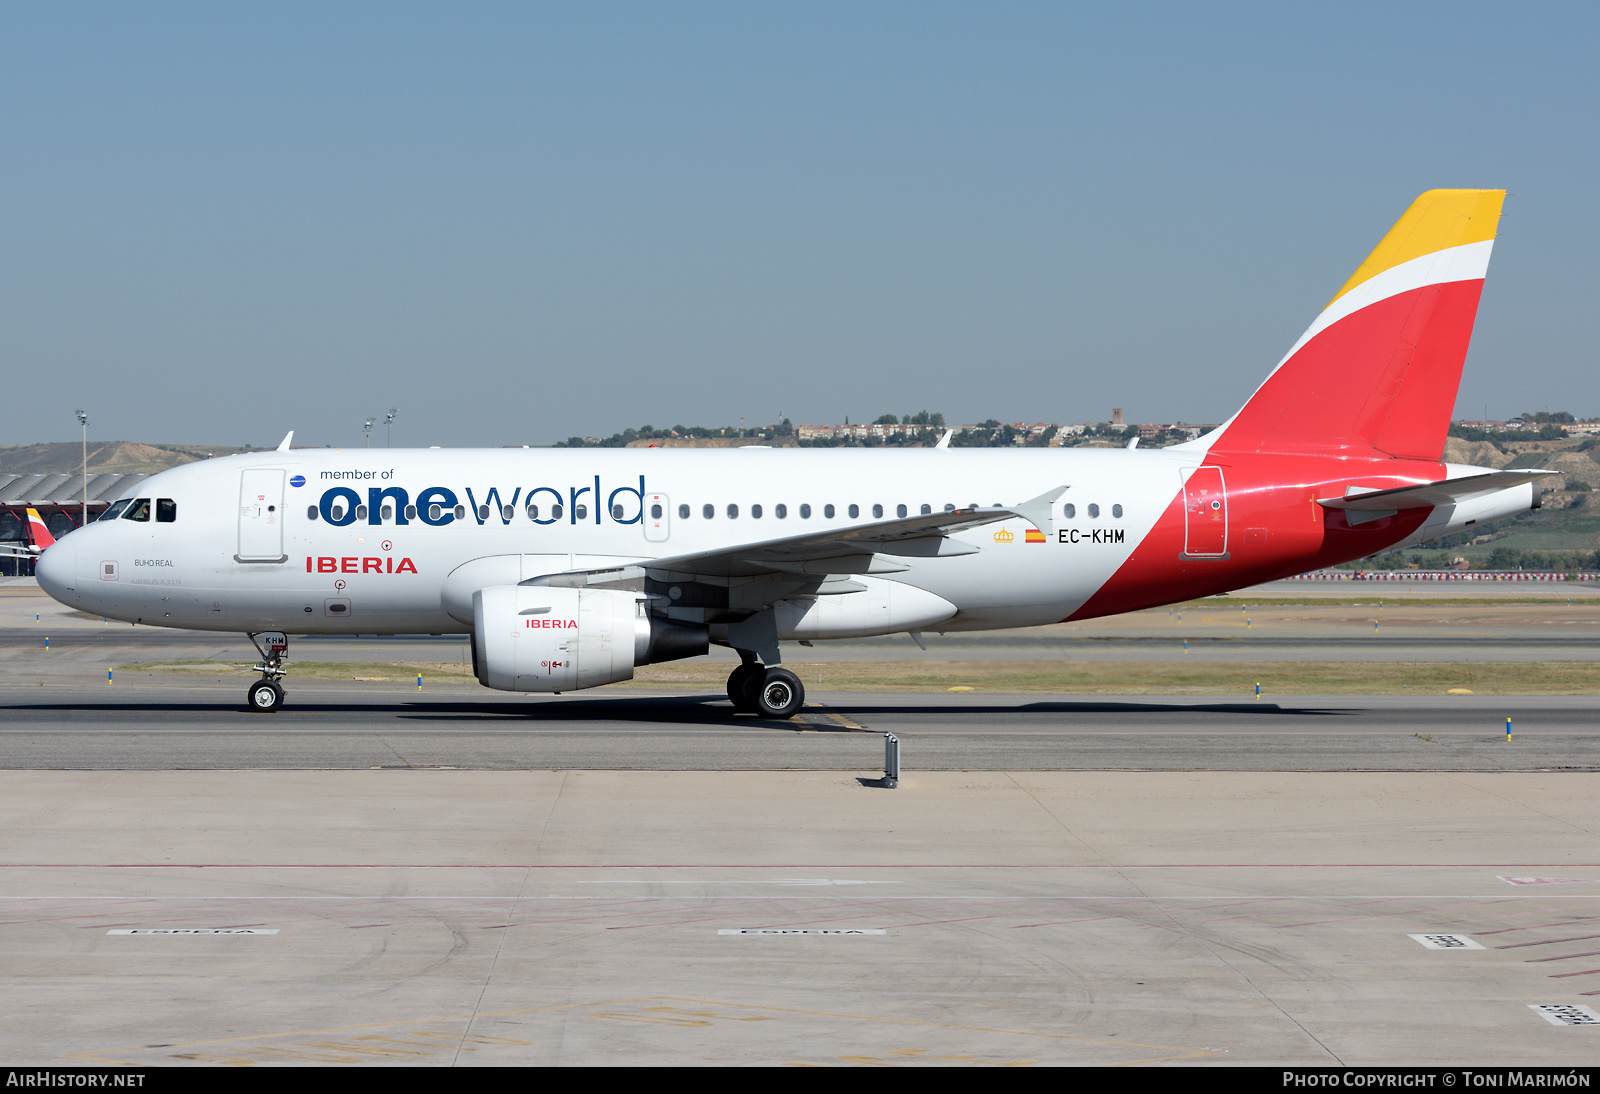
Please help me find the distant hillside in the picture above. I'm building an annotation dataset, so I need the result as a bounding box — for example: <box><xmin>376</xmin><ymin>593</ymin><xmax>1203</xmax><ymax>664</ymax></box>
<box><xmin>623</xmin><ymin>437</ymin><xmax>800</xmax><ymax>448</ymax></box>
<box><xmin>0</xmin><ymin>442</ymin><xmax>248</xmax><ymax>475</ymax></box>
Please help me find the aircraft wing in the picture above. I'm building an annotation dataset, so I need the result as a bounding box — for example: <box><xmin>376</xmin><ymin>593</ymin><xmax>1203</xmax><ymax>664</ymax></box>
<box><xmin>1317</xmin><ymin>470</ymin><xmax>1561</xmax><ymax>511</ymax></box>
<box><xmin>524</xmin><ymin>486</ymin><xmax>1067</xmax><ymax>582</ymax></box>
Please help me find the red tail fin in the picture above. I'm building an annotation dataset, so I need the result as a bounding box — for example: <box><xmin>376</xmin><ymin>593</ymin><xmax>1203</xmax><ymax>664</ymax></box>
<box><xmin>1211</xmin><ymin>189</ymin><xmax>1504</xmax><ymax>461</ymax></box>
<box><xmin>24</xmin><ymin>507</ymin><xmax>55</xmax><ymax>552</ymax></box>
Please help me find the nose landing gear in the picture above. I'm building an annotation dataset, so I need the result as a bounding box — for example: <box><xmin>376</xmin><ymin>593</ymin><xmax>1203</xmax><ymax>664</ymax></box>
<box><xmin>245</xmin><ymin>631</ymin><xmax>289</xmax><ymax>713</ymax></box>
<box><xmin>726</xmin><ymin>657</ymin><xmax>804</xmax><ymax>719</ymax></box>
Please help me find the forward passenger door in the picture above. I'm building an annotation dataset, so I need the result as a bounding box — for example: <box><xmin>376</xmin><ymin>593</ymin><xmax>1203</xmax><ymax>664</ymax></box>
<box><xmin>237</xmin><ymin>469</ymin><xmax>287</xmax><ymax>562</ymax></box>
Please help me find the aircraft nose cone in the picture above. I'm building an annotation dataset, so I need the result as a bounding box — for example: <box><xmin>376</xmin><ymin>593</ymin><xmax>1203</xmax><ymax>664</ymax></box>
<box><xmin>35</xmin><ymin>536</ymin><xmax>78</xmax><ymax>605</ymax></box>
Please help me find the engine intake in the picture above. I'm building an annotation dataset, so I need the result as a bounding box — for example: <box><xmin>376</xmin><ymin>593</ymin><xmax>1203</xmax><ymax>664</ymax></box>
<box><xmin>472</xmin><ymin>585</ymin><xmax>709</xmax><ymax>692</ymax></box>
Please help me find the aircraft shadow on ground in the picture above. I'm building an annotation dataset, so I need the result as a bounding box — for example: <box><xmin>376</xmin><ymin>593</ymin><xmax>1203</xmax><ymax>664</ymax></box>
<box><xmin>402</xmin><ymin>695</ymin><xmax>1363</xmax><ymax>724</ymax></box>
<box><xmin>0</xmin><ymin>693</ymin><xmax>1362</xmax><ymax>727</ymax></box>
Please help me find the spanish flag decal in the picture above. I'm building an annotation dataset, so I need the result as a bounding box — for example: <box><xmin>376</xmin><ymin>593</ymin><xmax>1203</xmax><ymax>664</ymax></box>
<box><xmin>1025</xmin><ymin>528</ymin><xmax>1047</xmax><ymax>544</ymax></box>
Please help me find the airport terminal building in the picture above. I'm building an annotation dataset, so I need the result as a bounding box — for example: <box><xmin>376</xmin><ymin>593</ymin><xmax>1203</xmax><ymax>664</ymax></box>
<box><xmin>0</xmin><ymin>472</ymin><xmax>149</xmax><ymax>575</ymax></box>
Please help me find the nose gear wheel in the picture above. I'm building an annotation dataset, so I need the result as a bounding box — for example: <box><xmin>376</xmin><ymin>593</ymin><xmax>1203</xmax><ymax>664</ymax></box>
<box><xmin>247</xmin><ymin>679</ymin><xmax>284</xmax><ymax>712</ymax></box>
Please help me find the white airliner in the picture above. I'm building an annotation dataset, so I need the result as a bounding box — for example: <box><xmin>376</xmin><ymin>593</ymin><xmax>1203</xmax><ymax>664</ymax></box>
<box><xmin>37</xmin><ymin>190</ymin><xmax>1552</xmax><ymax>716</ymax></box>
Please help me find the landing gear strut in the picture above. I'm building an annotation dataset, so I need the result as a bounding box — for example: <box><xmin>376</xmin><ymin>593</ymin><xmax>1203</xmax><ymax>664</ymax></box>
<box><xmin>726</xmin><ymin>657</ymin><xmax>805</xmax><ymax>719</ymax></box>
<box><xmin>245</xmin><ymin>631</ymin><xmax>289</xmax><ymax>713</ymax></box>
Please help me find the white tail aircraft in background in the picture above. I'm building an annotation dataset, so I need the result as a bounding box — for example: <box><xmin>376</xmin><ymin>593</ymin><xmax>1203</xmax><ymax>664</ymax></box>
<box><xmin>37</xmin><ymin>190</ymin><xmax>1552</xmax><ymax>716</ymax></box>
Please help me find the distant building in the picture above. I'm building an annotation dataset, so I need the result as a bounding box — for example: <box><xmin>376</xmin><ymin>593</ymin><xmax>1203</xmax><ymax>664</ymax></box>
<box><xmin>0</xmin><ymin>471</ymin><xmax>151</xmax><ymax>576</ymax></box>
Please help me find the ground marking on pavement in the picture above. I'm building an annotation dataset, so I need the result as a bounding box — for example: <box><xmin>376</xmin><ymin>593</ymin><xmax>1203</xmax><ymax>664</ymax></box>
<box><xmin>67</xmin><ymin>995</ymin><xmax>1222</xmax><ymax>1067</ymax></box>
<box><xmin>1409</xmin><ymin>933</ymin><xmax>1484</xmax><ymax>949</ymax></box>
<box><xmin>719</xmin><ymin>928</ymin><xmax>887</xmax><ymax>935</ymax></box>
<box><xmin>802</xmin><ymin>703</ymin><xmax>864</xmax><ymax>731</ymax></box>
<box><xmin>1500</xmin><ymin>876</ymin><xmax>1600</xmax><ymax>886</ymax></box>
<box><xmin>1531</xmin><ymin>1004</ymin><xmax>1600</xmax><ymax>1026</ymax></box>
<box><xmin>107</xmin><ymin>928</ymin><xmax>279</xmax><ymax>935</ymax></box>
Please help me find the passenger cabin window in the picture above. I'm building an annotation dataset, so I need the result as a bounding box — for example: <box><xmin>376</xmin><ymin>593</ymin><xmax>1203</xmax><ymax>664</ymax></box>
<box><xmin>405</xmin><ymin>505</ymin><xmax>417</xmax><ymax>520</ymax></box>
<box><xmin>726</xmin><ymin>504</ymin><xmax>739</xmax><ymax>519</ymax></box>
<box><xmin>848</xmin><ymin>504</ymin><xmax>859</xmax><ymax>519</ymax></box>
<box><xmin>751</xmin><ymin>504</ymin><xmax>763</xmax><ymax>519</ymax></box>
<box><xmin>307</xmin><ymin>505</ymin><xmax>319</xmax><ymax>520</ymax></box>
<box><xmin>1088</xmin><ymin>503</ymin><xmax>1100</xmax><ymax>518</ymax></box>
<box><xmin>1112</xmin><ymin>504</ymin><xmax>1123</xmax><ymax>518</ymax></box>
<box><xmin>478</xmin><ymin>505</ymin><xmax>490</xmax><ymax>520</ymax></box>
<box><xmin>356</xmin><ymin>504</ymin><xmax>368</xmax><ymax>521</ymax></box>
<box><xmin>678</xmin><ymin>504</ymin><xmax>689</xmax><ymax>519</ymax></box>
<box><xmin>122</xmin><ymin>498</ymin><xmax>151</xmax><ymax>522</ymax></box>
<box><xmin>156</xmin><ymin>499</ymin><xmax>176</xmax><ymax>523</ymax></box>
<box><xmin>551</xmin><ymin>503</ymin><xmax>563</xmax><ymax>521</ymax></box>
<box><xmin>896</xmin><ymin>504</ymin><xmax>908</xmax><ymax>518</ymax></box>
<box><xmin>651</xmin><ymin>504</ymin><xmax>664</xmax><ymax>519</ymax></box>
<box><xmin>612</xmin><ymin>505</ymin><xmax>624</xmax><ymax>519</ymax></box>
<box><xmin>573</xmin><ymin>504</ymin><xmax>587</xmax><ymax>521</ymax></box>
<box><xmin>703</xmin><ymin>504</ymin><xmax>714</xmax><ymax>519</ymax></box>
<box><xmin>1063</xmin><ymin>503</ymin><xmax>1076</xmax><ymax>518</ymax></box>
<box><xmin>527</xmin><ymin>504</ymin><xmax>540</xmax><ymax>520</ymax></box>
<box><xmin>872</xmin><ymin>504</ymin><xmax>883</xmax><ymax>519</ymax></box>
<box><xmin>454</xmin><ymin>504</ymin><xmax>467</xmax><ymax>520</ymax></box>
<box><xmin>799</xmin><ymin>504</ymin><xmax>811</xmax><ymax>519</ymax></box>
<box><xmin>381</xmin><ymin>504</ymin><xmax>394</xmax><ymax>520</ymax></box>
<box><xmin>825</xmin><ymin>504</ymin><xmax>836</xmax><ymax>519</ymax></box>
<box><xmin>775</xmin><ymin>504</ymin><xmax>787</xmax><ymax>519</ymax></box>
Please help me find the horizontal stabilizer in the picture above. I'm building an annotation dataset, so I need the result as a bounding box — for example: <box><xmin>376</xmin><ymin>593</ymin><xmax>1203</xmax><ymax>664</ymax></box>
<box><xmin>1318</xmin><ymin>470</ymin><xmax>1560</xmax><ymax>511</ymax></box>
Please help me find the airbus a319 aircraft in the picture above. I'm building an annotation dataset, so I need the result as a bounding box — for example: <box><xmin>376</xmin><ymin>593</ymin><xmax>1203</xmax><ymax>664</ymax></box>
<box><xmin>37</xmin><ymin>190</ymin><xmax>1551</xmax><ymax>717</ymax></box>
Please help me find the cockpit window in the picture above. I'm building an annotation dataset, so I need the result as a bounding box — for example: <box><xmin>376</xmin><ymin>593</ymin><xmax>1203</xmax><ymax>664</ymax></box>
<box><xmin>100</xmin><ymin>499</ymin><xmax>132</xmax><ymax>521</ymax></box>
<box><xmin>122</xmin><ymin>498</ymin><xmax>151</xmax><ymax>522</ymax></box>
<box><xmin>156</xmin><ymin>499</ymin><xmax>176</xmax><ymax>523</ymax></box>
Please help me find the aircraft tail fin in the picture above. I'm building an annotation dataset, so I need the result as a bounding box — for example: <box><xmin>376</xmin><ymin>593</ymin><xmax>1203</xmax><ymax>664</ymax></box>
<box><xmin>1209</xmin><ymin>189</ymin><xmax>1505</xmax><ymax>461</ymax></box>
<box><xmin>24</xmin><ymin>507</ymin><xmax>55</xmax><ymax>553</ymax></box>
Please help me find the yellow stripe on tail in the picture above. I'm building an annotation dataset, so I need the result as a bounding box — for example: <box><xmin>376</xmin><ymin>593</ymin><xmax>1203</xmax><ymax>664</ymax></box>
<box><xmin>1329</xmin><ymin>189</ymin><xmax>1504</xmax><ymax>305</ymax></box>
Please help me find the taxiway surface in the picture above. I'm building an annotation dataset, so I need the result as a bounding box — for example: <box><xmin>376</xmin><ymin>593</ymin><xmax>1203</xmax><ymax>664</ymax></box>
<box><xmin>1</xmin><ymin>682</ymin><xmax>1598</xmax><ymax>771</ymax></box>
<box><xmin>5</xmin><ymin>770</ymin><xmax>1600</xmax><ymax>1067</ymax></box>
<box><xmin>4</xmin><ymin>579</ymin><xmax>1600</xmax><ymax>1066</ymax></box>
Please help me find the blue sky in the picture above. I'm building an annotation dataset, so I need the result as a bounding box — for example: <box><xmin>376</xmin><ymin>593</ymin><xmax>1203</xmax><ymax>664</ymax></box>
<box><xmin>2</xmin><ymin>3</ymin><xmax>1596</xmax><ymax>446</ymax></box>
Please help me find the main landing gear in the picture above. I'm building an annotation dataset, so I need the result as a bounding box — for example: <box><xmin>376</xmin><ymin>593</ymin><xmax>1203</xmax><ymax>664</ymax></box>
<box><xmin>727</xmin><ymin>657</ymin><xmax>804</xmax><ymax>719</ymax></box>
<box><xmin>245</xmin><ymin>631</ymin><xmax>289</xmax><ymax>713</ymax></box>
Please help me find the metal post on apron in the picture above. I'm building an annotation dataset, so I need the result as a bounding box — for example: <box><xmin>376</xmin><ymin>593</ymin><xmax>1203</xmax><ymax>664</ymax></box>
<box><xmin>883</xmin><ymin>733</ymin><xmax>900</xmax><ymax>789</ymax></box>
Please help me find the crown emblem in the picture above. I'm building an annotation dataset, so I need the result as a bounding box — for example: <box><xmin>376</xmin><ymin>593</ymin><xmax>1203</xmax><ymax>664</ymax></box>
<box><xmin>993</xmin><ymin>528</ymin><xmax>1015</xmax><ymax>542</ymax></box>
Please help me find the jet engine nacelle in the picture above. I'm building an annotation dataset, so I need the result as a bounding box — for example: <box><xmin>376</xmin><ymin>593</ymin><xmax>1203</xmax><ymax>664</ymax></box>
<box><xmin>473</xmin><ymin>585</ymin><xmax>649</xmax><ymax>692</ymax></box>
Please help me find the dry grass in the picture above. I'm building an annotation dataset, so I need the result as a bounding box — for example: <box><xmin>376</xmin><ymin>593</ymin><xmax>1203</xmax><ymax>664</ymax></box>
<box><xmin>124</xmin><ymin>658</ymin><xmax>1600</xmax><ymax>695</ymax></box>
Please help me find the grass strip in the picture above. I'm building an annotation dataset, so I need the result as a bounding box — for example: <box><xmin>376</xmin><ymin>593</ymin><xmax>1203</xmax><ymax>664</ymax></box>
<box><xmin>121</xmin><ymin>659</ymin><xmax>1599</xmax><ymax>695</ymax></box>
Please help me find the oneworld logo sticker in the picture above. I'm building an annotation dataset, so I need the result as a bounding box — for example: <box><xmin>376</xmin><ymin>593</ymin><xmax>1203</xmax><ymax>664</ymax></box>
<box><xmin>289</xmin><ymin>475</ymin><xmax>306</xmax><ymax>488</ymax></box>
